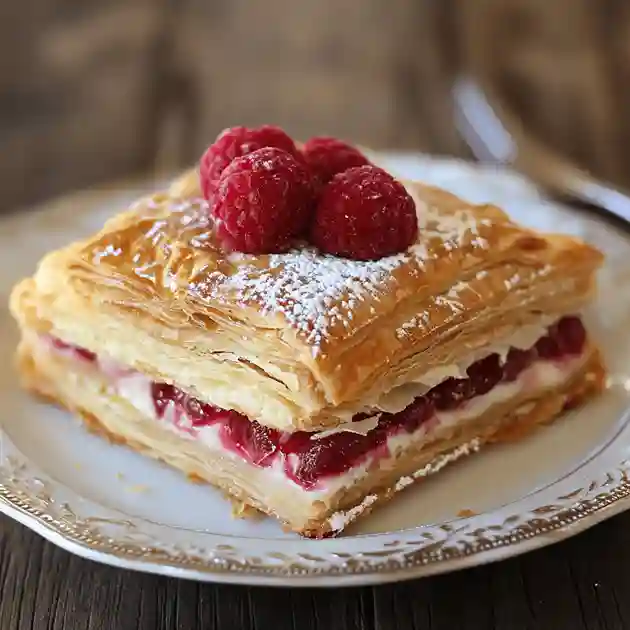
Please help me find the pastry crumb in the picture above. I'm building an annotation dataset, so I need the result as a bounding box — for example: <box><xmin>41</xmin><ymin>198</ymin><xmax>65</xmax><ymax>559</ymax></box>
<box><xmin>116</xmin><ymin>472</ymin><xmax>125</xmax><ymax>480</ymax></box>
<box><xmin>228</xmin><ymin>497</ymin><xmax>262</xmax><ymax>520</ymax></box>
<box><xmin>457</xmin><ymin>508</ymin><xmax>477</xmax><ymax>518</ymax></box>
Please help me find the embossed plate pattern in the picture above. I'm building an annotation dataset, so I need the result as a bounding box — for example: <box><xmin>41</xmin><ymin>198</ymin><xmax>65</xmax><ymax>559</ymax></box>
<box><xmin>1</xmin><ymin>156</ymin><xmax>629</xmax><ymax>586</ymax></box>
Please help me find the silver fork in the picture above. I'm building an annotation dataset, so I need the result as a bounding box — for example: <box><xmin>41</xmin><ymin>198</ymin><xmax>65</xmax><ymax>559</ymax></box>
<box><xmin>453</xmin><ymin>77</ymin><xmax>630</xmax><ymax>223</ymax></box>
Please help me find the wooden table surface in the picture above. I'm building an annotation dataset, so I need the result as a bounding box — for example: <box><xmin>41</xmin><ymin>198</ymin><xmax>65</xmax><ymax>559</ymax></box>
<box><xmin>3</xmin><ymin>505</ymin><xmax>630</xmax><ymax>628</ymax></box>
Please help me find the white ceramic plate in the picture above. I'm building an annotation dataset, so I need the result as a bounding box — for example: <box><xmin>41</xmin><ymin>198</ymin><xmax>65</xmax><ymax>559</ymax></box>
<box><xmin>1</xmin><ymin>156</ymin><xmax>629</xmax><ymax>587</ymax></box>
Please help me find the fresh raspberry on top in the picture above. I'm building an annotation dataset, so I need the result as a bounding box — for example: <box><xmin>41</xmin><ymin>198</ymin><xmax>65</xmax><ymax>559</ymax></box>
<box><xmin>301</xmin><ymin>137</ymin><xmax>370</xmax><ymax>186</ymax></box>
<box><xmin>311</xmin><ymin>165</ymin><xmax>417</xmax><ymax>260</ymax></box>
<box><xmin>200</xmin><ymin>125</ymin><xmax>300</xmax><ymax>201</ymax></box>
<box><xmin>212</xmin><ymin>147</ymin><xmax>314</xmax><ymax>254</ymax></box>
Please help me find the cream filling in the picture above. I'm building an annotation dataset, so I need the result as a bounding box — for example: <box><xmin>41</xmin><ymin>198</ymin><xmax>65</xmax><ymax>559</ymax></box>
<box><xmin>107</xmin><ymin>352</ymin><xmax>584</xmax><ymax>498</ymax></box>
<box><xmin>323</xmin><ymin>320</ymin><xmax>555</xmax><ymax>433</ymax></box>
<box><xmin>43</xmin><ymin>335</ymin><xmax>585</xmax><ymax>497</ymax></box>
<box><xmin>298</xmin><ymin>355</ymin><xmax>584</xmax><ymax>498</ymax></box>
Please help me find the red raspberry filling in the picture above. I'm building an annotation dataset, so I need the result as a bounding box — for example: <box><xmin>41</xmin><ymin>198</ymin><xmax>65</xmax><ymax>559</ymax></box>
<box><xmin>200</xmin><ymin>125</ymin><xmax>300</xmax><ymax>202</ymax></box>
<box><xmin>148</xmin><ymin>316</ymin><xmax>586</xmax><ymax>489</ymax></box>
<box><xmin>49</xmin><ymin>317</ymin><xmax>586</xmax><ymax>490</ymax></box>
<box><xmin>50</xmin><ymin>337</ymin><xmax>97</xmax><ymax>363</ymax></box>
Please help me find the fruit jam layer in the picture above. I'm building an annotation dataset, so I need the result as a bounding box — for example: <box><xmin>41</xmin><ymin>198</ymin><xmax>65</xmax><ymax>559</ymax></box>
<box><xmin>48</xmin><ymin>316</ymin><xmax>587</xmax><ymax>490</ymax></box>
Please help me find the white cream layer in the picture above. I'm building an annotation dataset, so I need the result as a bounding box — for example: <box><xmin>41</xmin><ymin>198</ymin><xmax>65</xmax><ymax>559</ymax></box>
<box><xmin>321</xmin><ymin>320</ymin><xmax>556</xmax><ymax>432</ymax></box>
<box><xmin>104</xmin><ymin>352</ymin><xmax>584</xmax><ymax>498</ymax></box>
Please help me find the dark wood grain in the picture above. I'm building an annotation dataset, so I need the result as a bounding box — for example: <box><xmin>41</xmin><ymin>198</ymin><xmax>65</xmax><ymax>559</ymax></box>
<box><xmin>4</xmin><ymin>510</ymin><xmax>630</xmax><ymax>630</ymax></box>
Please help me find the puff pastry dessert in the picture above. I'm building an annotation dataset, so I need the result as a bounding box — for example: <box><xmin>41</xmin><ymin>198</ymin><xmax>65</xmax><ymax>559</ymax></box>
<box><xmin>9</xmin><ymin>141</ymin><xmax>605</xmax><ymax>537</ymax></box>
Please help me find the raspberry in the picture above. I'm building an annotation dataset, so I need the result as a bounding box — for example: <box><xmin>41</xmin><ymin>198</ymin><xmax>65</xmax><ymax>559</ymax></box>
<box><xmin>212</xmin><ymin>147</ymin><xmax>314</xmax><ymax>254</ymax></box>
<box><xmin>556</xmin><ymin>316</ymin><xmax>586</xmax><ymax>355</ymax></box>
<box><xmin>466</xmin><ymin>354</ymin><xmax>503</xmax><ymax>397</ymax></box>
<box><xmin>200</xmin><ymin>125</ymin><xmax>300</xmax><ymax>201</ymax></box>
<box><xmin>311</xmin><ymin>165</ymin><xmax>418</xmax><ymax>260</ymax></box>
<box><xmin>301</xmin><ymin>137</ymin><xmax>370</xmax><ymax>186</ymax></box>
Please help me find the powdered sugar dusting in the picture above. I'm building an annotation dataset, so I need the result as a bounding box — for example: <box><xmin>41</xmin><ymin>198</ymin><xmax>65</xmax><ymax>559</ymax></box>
<box><xmin>396</xmin><ymin>292</ymin><xmax>465</xmax><ymax>343</ymax></box>
<box><xmin>396</xmin><ymin>310</ymin><xmax>432</xmax><ymax>340</ymax></box>
<box><xmin>89</xmin><ymin>181</ymin><xmax>503</xmax><ymax>355</ymax></box>
<box><xmin>395</xmin><ymin>269</ymin><xmax>486</xmax><ymax>341</ymax></box>
<box><xmin>417</xmin><ymin>201</ymin><xmax>493</xmax><ymax>252</ymax></box>
<box><xmin>113</xmin><ymin>188</ymin><xmax>495</xmax><ymax>355</ymax></box>
<box><xmin>191</xmin><ymin>201</ymin><xmax>493</xmax><ymax>353</ymax></box>
<box><xmin>216</xmin><ymin>248</ymin><xmax>411</xmax><ymax>350</ymax></box>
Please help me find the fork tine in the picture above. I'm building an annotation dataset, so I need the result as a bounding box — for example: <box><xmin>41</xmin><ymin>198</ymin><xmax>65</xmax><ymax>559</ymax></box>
<box><xmin>453</xmin><ymin>77</ymin><xmax>516</xmax><ymax>164</ymax></box>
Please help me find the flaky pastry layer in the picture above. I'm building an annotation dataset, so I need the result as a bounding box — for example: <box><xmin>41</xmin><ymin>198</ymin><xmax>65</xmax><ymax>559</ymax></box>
<box><xmin>9</xmin><ymin>175</ymin><xmax>603</xmax><ymax>431</ymax></box>
<box><xmin>18</xmin><ymin>334</ymin><xmax>605</xmax><ymax>537</ymax></box>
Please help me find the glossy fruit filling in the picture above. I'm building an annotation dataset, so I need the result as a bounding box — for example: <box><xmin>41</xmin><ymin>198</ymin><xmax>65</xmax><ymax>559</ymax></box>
<box><xmin>49</xmin><ymin>316</ymin><xmax>586</xmax><ymax>490</ymax></box>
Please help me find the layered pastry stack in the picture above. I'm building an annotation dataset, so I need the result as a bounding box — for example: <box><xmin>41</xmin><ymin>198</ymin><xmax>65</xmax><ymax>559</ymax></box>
<box><xmin>9</xmin><ymin>127</ymin><xmax>605</xmax><ymax>537</ymax></box>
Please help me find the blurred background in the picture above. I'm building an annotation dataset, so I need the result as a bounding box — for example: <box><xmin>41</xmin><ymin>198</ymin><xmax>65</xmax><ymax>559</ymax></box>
<box><xmin>3</xmin><ymin>0</ymin><xmax>630</xmax><ymax>212</ymax></box>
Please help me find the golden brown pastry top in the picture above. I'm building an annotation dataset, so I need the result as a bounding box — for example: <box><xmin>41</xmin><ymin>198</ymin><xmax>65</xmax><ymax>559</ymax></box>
<box><xmin>11</xmin><ymin>172</ymin><xmax>604</xmax><ymax>431</ymax></box>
